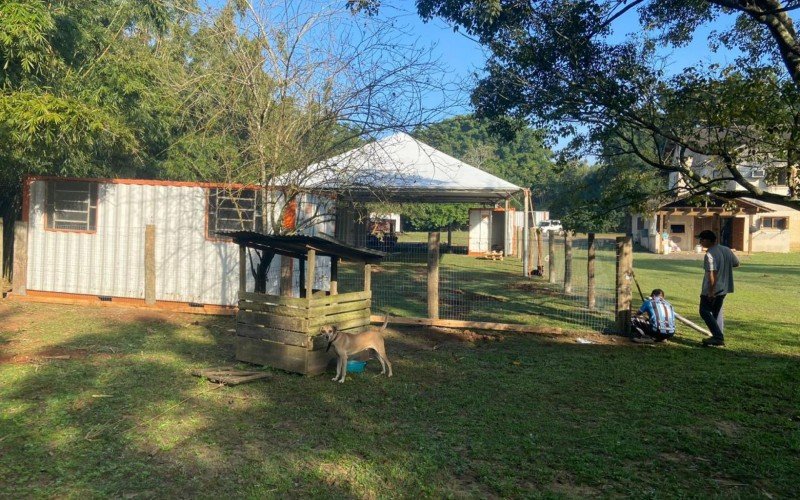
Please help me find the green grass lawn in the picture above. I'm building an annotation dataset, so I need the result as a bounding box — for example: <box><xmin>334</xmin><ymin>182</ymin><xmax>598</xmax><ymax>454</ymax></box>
<box><xmin>1</xmin><ymin>252</ymin><xmax>798</xmax><ymax>497</ymax></box>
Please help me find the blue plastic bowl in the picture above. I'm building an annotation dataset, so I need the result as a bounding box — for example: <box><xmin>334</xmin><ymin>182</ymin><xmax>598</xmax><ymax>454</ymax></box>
<box><xmin>346</xmin><ymin>360</ymin><xmax>367</xmax><ymax>373</ymax></box>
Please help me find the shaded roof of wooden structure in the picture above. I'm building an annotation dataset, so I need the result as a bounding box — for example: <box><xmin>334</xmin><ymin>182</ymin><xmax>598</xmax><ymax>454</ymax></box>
<box><xmin>655</xmin><ymin>194</ymin><xmax>776</xmax><ymax>216</ymax></box>
<box><xmin>220</xmin><ymin>231</ymin><xmax>386</xmax><ymax>263</ymax></box>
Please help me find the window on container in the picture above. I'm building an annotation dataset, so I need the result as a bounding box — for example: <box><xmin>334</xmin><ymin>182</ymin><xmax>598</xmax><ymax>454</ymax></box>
<box><xmin>670</xmin><ymin>224</ymin><xmax>686</xmax><ymax>234</ymax></box>
<box><xmin>207</xmin><ymin>188</ymin><xmax>262</xmax><ymax>237</ymax></box>
<box><xmin>45</xmin><ymin>181</ymin><xmax>98</xmax><ymax>231</ymax></box>
<box><xmin>762</xmin><ymin>217</ymin><xmax>788</xmax><ymax>230</ymax></box>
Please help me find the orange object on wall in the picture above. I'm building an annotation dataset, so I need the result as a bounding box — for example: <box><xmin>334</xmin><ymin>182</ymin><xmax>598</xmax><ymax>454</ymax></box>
<box><xmin>282</xmin><ymin>199</ymin><xmax>298</xmax><ymax>230</ymax></box>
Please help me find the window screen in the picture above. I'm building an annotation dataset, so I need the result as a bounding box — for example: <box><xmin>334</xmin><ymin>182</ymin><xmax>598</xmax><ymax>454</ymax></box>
<box><xmin>207</xmin><ymin>188</ymin><xmax>261</xmax><ymax>236</ymax></box>
<box><xmin>45</xmin><ymin>181</ymin><xmax>98</xmax><ymax>231</ymax></box>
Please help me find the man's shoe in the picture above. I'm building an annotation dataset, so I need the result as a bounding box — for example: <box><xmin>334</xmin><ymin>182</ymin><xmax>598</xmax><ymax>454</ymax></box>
<box><xmin>702</xmin><ymin>337</ymin><xmax>725</xmax><ymax>347</ymax></box>
<box><xmin>632</xmin><ymin>336</ymin><xmax>655</xmax><ymax>344</ymax></box>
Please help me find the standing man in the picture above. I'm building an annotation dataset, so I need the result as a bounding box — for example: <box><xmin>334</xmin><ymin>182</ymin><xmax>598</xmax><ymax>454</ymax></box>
<box><xmin>697</xmin><ymin>230</ymin><xmax>740</xmax><ymax>347</ymax></box>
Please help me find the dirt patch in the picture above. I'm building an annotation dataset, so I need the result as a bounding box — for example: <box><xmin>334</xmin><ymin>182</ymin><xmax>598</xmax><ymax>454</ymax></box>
<box><xmin>0</xmin><ymin>346</ymin><xmax>126</xmax><ymax>365</ymax></box>
<box><xmin>715</xmin><ymin>420</ymin><xmax>741</xmax><ymax>437</ymax></box>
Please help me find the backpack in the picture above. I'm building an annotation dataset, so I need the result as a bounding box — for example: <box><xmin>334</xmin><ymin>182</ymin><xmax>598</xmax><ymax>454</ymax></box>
<box><xmin>650</xmin><ymin>297</ymin><xmax>676</xmax><ymax>336</ymax></box>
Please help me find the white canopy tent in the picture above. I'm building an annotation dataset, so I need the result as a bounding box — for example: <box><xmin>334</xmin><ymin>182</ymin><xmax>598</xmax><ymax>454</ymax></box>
<box><xmin>301</xmin><ymin>132</ymin><xmax>523</xmax><ymax>203</ymax></box>
<box><xmin>299</xmin><ymin>132</ymin><xmax>533</xmax><ymax>274</ymax></box>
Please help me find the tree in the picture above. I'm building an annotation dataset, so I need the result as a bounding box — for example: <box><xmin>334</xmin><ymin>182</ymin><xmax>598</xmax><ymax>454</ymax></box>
<box><xmin>168</xmin><ymin>0</ymin><xmax>451</xmax><ymax>235</ymax></box>
<box><xmin>0</xmin><ymin>0</ymin><xmax>190</xmax><ymax>277</ymax></box>
<box><xmin>355</xmin><ymin>0</ymin><xmax>800</xmax><ymax>210</ymax></box>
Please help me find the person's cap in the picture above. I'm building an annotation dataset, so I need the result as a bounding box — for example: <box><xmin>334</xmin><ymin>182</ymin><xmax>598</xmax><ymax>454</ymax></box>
<box><xmin>696</xmin><ymin>230</ymin><xmax>716</xmax><ymax>241</ymax></box>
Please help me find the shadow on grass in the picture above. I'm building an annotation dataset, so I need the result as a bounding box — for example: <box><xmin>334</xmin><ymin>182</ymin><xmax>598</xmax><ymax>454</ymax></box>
<box><xmin>1</xmin><ymin>301</ymin><xmax>798</xmax><ymax>497</ymax></box>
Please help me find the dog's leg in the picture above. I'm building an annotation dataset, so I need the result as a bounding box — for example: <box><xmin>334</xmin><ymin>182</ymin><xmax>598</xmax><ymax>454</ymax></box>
<box><xmin>339</xmin><ymin>354</ymin><xmax>348</xmax><ymax>383</ymax></box>
<box><xmin>373</xmin><ymin>348</ymin><xmax>388</xmax><ymax>375</ymax></box>
<box><xmin>373</xmin><ymin>341</ymin><xmax>393</xmax><ymax>377</ymax></box>
<box><xmin>333</xmin><ymin>352</ymin><xmax>342</xmax><ymax>382</ymax></box>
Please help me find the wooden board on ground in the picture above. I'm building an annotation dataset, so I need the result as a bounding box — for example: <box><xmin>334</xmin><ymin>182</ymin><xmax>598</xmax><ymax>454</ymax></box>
<box><xmin>191</xmin><ymin>366</ymin><xmax>271</xmax><ymax>385</ymax></box>
<box><xmin>372</xmin><ymin>315</ymin><xmax>564</xmax><ymax>334</ymax></box>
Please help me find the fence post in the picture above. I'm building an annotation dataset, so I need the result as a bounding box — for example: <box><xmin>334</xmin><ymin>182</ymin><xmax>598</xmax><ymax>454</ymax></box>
<box><xmin>239</xmin><ymin>245</ymin><xmax>247</xmax><ymax>295</ymax></box>
<box><xmin>548</xmin><ymin>233</ymin><xmax>556</xmax><ymax>284</ymax></box>
<box><xmin>587</xmin><ymin>233</ymin><xmax>596</xmax><ymax>310</ymax></box>
<box><xmin>280</xmin><ymin>256</ymin><xmax>293</xmax><ymax>297</ymax></box>
<box><xmin>12</xmin><ymin>221</ymin><xmax>28</xmax><ymax>296</ymax></box>
<box><xmin>523</xmin><ymin>188</ymin><xmax>529</xmax><ymax>276</ymax></box>
<box><xmin>0</xmin><ymin>217</ymin><xmax>4</xmax><ymax>286</ymax></box>
<box><xmin>528</xmin><ymin>227</ymin><xmax>535</xmax><ymax>275</ymax></box>
<box><xmin>364</xmin><ymin>263</ymin><xmax>372</xmax><ymax>292</ymax></box>
<box><xmin>564</xmin><ymin>232</ymin><xmax>573</xmax><ymax>294</ymax></box>
<box><xmin>615</xmin><ymin>236</ymin><xmax>633</xmax><ymax>335</ymax></box>
<box><xmin>330</xmin><ymin>257</ymin><xmax>339</xmax><ymax>295</ymax></box>
<box><xmin>305</xmin><ymin>249</ymin><xmax>316</xmax><ymax>301</ymax></box>
<box><xmin>427</xmin><ymin>231</ymin><xmax>440</xmax><ymax>320</ymax></box>
<box><xmin>536</xmin><ymin>229</ymin><xmax>544</xmax><ymax>276</ymax></box>
<box><xmin>145</xmin><ymin>225</ymin><xmax>156</xmax><ymax>305</ymax></box>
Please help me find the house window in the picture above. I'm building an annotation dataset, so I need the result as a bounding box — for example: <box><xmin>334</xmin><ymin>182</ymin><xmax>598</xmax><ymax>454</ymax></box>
<box><xmin>670</xmin><ymin>224</ymin><xmax>686</xmax><ymax>234</ymax></box>
<box><xmin>762</xmin><ymin>217</ymin><xmax>788</xmax><ymax>230</ymax></box>
<box><xmin>769</xmin><ymin>168</ymin><xmax>788</xmax><ymax>186</ymax></box>
<box><xmin>45</xmin><ymin>181</ymin><xmax>98</xmax><ymax>232</ymax></box>
<box><xmin>207</xmin><ymin>188</ymin><xmax>261</xmax><ymax>238</ymax></box>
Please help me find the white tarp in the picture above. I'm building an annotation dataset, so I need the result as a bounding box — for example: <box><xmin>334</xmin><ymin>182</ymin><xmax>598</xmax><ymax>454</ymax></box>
<box><xmin>301</xmin><ymin>132</ymin><xmax>522</xmax><ymax>202</ymax></box>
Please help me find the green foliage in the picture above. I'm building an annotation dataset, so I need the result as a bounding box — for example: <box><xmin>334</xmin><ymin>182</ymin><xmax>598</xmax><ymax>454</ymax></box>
<box><xmin>0</xmin><ymin>0</ymin><xmax>194</xmax><ymax>217</ymax></box>
<box><xmin>414</xmin><ymin>114</ymin><xmax>554</xmax><ymax>205</ymax></box>
<box><xmin>410</xmin><ymin>0</ymin><xmax>800</xmax><ymax>210</ymax></box>
<box><xmin>402</xmin><ymin>203</ymin><xmax>470</xmax><ymax>231</ymax></box>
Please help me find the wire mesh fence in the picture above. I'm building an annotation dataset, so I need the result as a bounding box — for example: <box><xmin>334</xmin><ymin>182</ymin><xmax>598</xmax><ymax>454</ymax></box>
<box><xmin>15</xmin><ymin>213</ymin><xmax>623</xmax><ymax>332</ymax></box>
<box><xmin>339</xmin><ymin>231</ymin><xmax>621</xmax><ymax>332</ymax></box>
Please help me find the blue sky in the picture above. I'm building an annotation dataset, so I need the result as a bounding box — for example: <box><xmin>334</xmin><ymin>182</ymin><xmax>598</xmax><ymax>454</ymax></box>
<box><xmin>375</xmin><ymin>1</ymin><xmax>745</xmax><ymax>120</ymax></box>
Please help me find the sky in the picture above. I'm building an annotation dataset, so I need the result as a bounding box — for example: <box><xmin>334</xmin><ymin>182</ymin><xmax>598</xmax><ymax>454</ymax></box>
<box><xmin>373</xmin><ymin>1</ymin><xmax>746</xmax><ymax>118</ymax></box>
<box><xmin>200</xmin><ymin>1</ymin><xmax>772</xmax><ymax>152</ymax></box>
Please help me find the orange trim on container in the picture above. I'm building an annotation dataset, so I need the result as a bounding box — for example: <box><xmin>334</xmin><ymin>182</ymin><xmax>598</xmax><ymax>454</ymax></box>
<box><xmin>26</xmin><ymin>175</ymin><xmax>264</xmax><ymax>190</ymax></box>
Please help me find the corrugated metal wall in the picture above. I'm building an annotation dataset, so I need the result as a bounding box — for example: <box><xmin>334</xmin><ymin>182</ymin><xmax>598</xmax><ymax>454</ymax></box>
<box><xmin>27</xmin><ymin>181</ymin><xmax>332</xmax><ymax>306</ymax></box>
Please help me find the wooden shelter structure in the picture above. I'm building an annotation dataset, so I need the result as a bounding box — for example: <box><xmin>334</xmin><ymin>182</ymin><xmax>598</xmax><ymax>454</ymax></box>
<box><xmin>225</xmin><ymin>232</ymin><xmax>385</xmax><ymax>375</ymax></box>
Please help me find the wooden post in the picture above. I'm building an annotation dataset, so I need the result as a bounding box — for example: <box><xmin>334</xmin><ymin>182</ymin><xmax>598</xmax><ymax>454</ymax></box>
<box><xmin>536</xmin><ymin>229</ymin><xmax>544</xmax><ymax>275</ymax></box>
<box><xmin>587</xmin><ymin>233</ymin><xmax>596</xmax><ymax>310</ymax></box>
<box><xmin>527</xmin><ymin>226</ymin><xmax>535</xmax><ymax>275</ymax></box>
<box><xmin>363</xmin><ymin>263</ymin><xmax>372</xmax><ymax>292</ymax></box>
<box><xmin>280</xmin><ymin>256</ymin><xmax>293</xmax><ymax>297</ymax></box>
<box><xmin>238</xmin><ymin>245</ymin><xmax>247</xmax><ymax>294</ymax></box>
<box><xmin>548</xmin><ymin>233</ymin><xmax>556</xmax><ymax>284</ymax></box>
<box><xmin>12</xmin><ymin>221</ymin><xmax>27</xmax><ymax>296</ymax></box>
<box><xmin>330</xmin><ymin>257</ymin><xmax>338</xmax><ymax>295</ymax></box>
<box><xmin>298</xmin><ymin>257</ymin><xmax>306</xmax><ymax>298</ymax></box>
<box><xmin>144</xmin><ymin>225</ymin><xmax>156</xmax><ymax>305</ymax></box>
<box><xmin>615</xmin><ymin>236</ymin><xmax>633</xmax><ymax>335</ymax></box>
<box><xmin>522</xmin><ymin>188</ymin><xmax>529</xmax><ymax>276</ymax></box>
<box><xmin>427</xmin><ymin>231</ymin><xmax>440</xmax><ymax>320</ymax></box>
<box><xmin>564</xmin><ymin>232</ymin><xmax>573</xmax><ymax>294</ymax></box>
<box><xmin>0</xmin><ymin>217</ymin><xmax>4</xmax><ymax>286</ymax></box>
<box><xmin>305</xmin><ymin>249</ymin><xmax>316</xmax><ymax>300</ymax></box>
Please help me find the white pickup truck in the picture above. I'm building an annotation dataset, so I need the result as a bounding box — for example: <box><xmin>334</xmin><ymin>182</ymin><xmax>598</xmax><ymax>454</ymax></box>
<box><xmin>538</xmin><ymin>220</ymin><xmax>563</xmax><ymax>234</ymax></box>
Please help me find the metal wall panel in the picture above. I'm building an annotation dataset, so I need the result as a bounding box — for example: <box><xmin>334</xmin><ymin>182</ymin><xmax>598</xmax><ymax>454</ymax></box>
<box><xmin>25</xmin><ymin>181</ymin><xmax>340</xmax><ymax>306</ymax></box>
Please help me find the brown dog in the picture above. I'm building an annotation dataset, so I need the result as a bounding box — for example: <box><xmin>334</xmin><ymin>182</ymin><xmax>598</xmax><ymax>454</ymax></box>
<box><xmin>320</xmin><ymin>316</ymin><xmax>393</xmax><ymax>383</ymax></box>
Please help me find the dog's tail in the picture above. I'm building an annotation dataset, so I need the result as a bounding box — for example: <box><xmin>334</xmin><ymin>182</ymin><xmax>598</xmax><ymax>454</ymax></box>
<box><xmin>380</xmin><ymin>313</ymin><xmax>389</xmax><ymax>331</ymax></box>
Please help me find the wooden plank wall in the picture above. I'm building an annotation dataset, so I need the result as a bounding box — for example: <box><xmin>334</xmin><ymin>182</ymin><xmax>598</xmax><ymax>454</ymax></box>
<box><xmin>235</xmin><ymin>290</ymin><xmax>372</xmax><ymax>375</ymax></box>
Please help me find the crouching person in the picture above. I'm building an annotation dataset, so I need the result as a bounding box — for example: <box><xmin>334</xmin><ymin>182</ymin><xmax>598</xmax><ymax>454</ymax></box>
<box><xmin>631</xmin><ymin>289</ymin><xmax>676</xmax><ymax>344</ymax></box>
